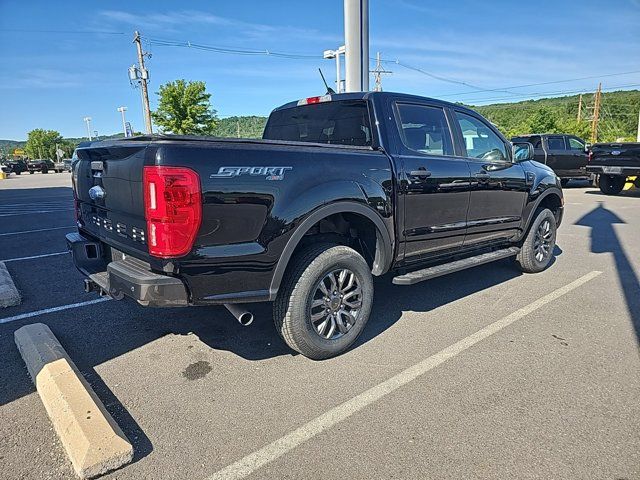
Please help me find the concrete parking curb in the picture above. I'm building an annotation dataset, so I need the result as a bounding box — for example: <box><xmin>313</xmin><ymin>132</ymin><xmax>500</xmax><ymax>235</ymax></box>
<box><xmin>0</xmin><ymin>261</ymin><xmax>21</xmax><ymax>307</ymax></box>
<box><xmin>14</xmin><ymin>323</ymin><xmax>133</xmax><ymax>478</ymax></box>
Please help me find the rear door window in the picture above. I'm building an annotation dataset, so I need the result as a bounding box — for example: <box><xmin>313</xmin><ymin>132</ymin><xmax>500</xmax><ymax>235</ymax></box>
<box><xmin>547</xmin><ymin>136</ymin><xmax>567</xmax><ymax>150</ymax></box>
<box><xmin>263</xmin><ymin>100</ymin><xmax>372</xmax><ymax>146</ymax></box>
<box><xmin>395</xmin><ymin>104</ymin><xmax>454</xmax><ymax>156</ymax></box>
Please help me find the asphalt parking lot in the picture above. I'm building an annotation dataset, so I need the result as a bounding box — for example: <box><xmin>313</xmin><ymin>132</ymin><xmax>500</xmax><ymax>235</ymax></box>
<box><xmin>1</xmin><ymin>173</ymin><xmax>638</xmax><ymax>480</ymax></box>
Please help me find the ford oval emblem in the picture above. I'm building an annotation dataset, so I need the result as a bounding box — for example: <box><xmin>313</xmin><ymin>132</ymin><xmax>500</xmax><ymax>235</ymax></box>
<box><xmin>88</xmin><ymin>185</ymin><xmax>106</xmax><ymax>200</ymax></box>
<box><xmin>611</xmin><ymin>150</ymin><xmax>621</xmax><ymax>156</ymax></box>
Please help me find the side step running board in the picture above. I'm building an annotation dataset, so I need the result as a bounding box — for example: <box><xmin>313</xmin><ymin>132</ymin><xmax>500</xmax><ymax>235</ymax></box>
<box><xmin>392</xmin><ymin>247</ymin><xmax>520</xmax><ymax>286</ymax></box>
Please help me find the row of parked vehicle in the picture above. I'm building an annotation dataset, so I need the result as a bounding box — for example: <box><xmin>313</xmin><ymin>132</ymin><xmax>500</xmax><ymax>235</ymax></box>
<box><xmin>0</xmin><ymin>158</ymin><xmax>72</xmax><ymax>175</ymax></box>
<box><xmin>511</xmin><ymin>133</ymin><xmax>640</xmax><ymax>195</ymax></box>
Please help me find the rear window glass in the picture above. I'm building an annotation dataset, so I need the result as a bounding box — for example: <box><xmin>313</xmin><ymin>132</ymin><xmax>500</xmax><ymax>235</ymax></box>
<box><xmin>263</xmin><ymin>100</ymin><xmax>372</xmax><ymax>147</ymax></box>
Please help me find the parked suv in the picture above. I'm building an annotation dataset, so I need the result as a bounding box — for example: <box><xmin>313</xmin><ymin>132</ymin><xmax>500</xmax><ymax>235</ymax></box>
<box><xmin>511</xmin><ymin>134</ymin><xmax>589</xmax><ymax>185</ymax></box>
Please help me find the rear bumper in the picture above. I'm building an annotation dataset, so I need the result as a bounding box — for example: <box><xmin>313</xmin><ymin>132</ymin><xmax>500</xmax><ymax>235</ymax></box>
<box><xmin>66</xmin><ymin>232</ymin><xmax>189</xmax><ymax>307</ymax></box>
<box><xmin>585</xmin><ymin>165</ymin><xmax>640</xmax><ymax>176</ymax></box>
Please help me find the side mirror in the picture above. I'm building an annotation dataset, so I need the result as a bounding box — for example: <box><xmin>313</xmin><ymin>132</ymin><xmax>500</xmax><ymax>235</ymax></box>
<box><xmin>584</xmin><ymin>143</ymin><xmax>591</xmax><ymax>153</ymax></box>
<box><xmin>512</xmin><ymin>142</ymin><xmax>534</xmax><ymax>162</ymax></box>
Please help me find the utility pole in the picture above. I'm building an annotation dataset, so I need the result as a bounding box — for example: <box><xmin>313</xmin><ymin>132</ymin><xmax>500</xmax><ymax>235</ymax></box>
<box><xmin>344</xmin><ymin>0</ymin><xmax>369</xmax><ymax>92</ymax></box>
<box><xmin>83</xmin><ymin>116</ymin><xmax>93</xmax><ymax>141</ymax></box>
<box><xmin>577</xmin><ymin>93</ymin><xmax>583</xmax><ymax>121</ymax></box>
<box><xmin>133</xmin><ymin>31</ymin><xmax>153</xmax><ymax>134</ymax></box>
<box><xmin>371</xmin><ymin>52</ymin><xmax>392</xmax><ymax>92</ymax></box>
<box><xmin>590</xmin><ymin>83</ymin><xmax>602</xmax><ymax>144</ymax></box>
<box><xmin>117</xmin><ymin>106</ymin><xmax>128</xmax><ymax>137</ymax></box>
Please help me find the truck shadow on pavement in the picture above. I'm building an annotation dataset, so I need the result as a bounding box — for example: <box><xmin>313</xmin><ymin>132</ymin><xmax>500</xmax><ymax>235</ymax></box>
<box><xmin>575</xmin><ymin>202</ymin><xmax>640</xmax><ymax>344</ymax></box>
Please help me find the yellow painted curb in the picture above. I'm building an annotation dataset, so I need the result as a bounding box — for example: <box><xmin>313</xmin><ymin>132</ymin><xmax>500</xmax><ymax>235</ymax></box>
<box><xmin>14</xmin><ymin>323</ymin><xmax>133</xmax><ymax>478</ymax></box>
<box><xmin>624</xmin><ymin>176</ymin><xmax>636</xmax><ymax>191</ymax></box>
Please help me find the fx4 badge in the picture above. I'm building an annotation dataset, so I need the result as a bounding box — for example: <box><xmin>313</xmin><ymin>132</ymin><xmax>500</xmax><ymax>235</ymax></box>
<box><xmin>210</xmin><ymin>166</ymin><xmax>293</xmax><ymax>181</ymax></box>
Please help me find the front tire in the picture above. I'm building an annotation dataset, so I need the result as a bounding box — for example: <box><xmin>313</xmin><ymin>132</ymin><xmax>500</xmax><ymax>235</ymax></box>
<box><xmin>598</xmin><ymin>175</ymin><xmax>625</xmax><ymax>195</ymax></box>
<box><xmin>516</xmin><ymin>208</ymin><xmax>557</xmax><ymax>273</ymax></box>
<box><xmin>274</xmin><ymin>243</ymin><xmax>374</xmax><ymax>360</ymax></box>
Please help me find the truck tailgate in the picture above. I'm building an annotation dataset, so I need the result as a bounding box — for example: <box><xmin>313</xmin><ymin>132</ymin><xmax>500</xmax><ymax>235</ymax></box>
<box><xmin>74</xmin><ymin>141</ymin><xmax>152</xmax><ymax>258</ymax></box>
<box><xmin>590</xmin><ymin>143</ymin><xmax>640</xmax><ymax>167</ymax></box>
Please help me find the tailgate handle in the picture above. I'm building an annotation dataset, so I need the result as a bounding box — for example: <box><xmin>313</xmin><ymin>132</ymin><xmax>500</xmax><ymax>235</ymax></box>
<box><xmin>90</xmin><ymin>161</ymin><xmax>104</xmax><ymax>171</ymax></box>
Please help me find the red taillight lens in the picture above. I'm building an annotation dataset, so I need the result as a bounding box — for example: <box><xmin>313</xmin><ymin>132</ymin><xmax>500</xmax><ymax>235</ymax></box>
<box><xmin>588</xmin><ymin>150</ymin><xmax>593</xmax><ymax>163</ymax></box>
<box><xmin>143</xmin><ymin>166</ymin><xmax>202</xmax><ymax>258</ymax></box>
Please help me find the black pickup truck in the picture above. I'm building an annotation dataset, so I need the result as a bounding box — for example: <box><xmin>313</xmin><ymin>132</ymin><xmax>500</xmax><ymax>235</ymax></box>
<box><xmin>511</xmin><ymin>134</ymin><xmax>589</xmax><ymax>185</ymax></box>
<box><xmin>585</xmin><ymin>142</ymin><xmax>640</xmax><ymax>195</ymax></box>
<box><xmin>67</xmin><ymin>92</ymin><xmax>563</xmax><ymax>359</ymax></box>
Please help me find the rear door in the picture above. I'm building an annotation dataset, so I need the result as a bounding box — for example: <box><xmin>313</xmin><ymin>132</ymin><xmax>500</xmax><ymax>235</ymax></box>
<box><xmin>452</xmin><ymin>110</ymin><xmax>528</xmax><ymax>246</ymax></box>
<box><xmin>390</xmin><ymin>101</ymin><xmax>471</xmax><ymax>263</ymax></box>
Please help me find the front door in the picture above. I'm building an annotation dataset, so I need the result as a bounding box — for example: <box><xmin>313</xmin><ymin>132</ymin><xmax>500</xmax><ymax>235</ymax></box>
<box><xmin>393</xmin><ymin>102</ymin><xmax>471</xmax><ymax>264</ymax></box>
<box><xmin>452</xmin><ymin>110</ymin><xmax>529</xmax><ymax>246</ymax></box>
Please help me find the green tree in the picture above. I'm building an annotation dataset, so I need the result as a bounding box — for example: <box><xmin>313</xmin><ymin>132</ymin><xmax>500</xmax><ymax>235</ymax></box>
<box><xmin>25</xmin><ymin>129</ymin><xmax>63</xmax><ymax>159</ymax></box>
<box><xmin>151</xmin><ymin>80</ymin><xmax>218</xmax><ymax>135</ymax></box>
<box><xmin>523</xmin><ymin>107</ymin><xmax>560</xmax><ymax>133</ymax></box>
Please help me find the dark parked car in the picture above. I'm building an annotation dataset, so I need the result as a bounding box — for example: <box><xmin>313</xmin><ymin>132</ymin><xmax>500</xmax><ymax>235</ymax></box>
<box><xmin>4</xmin><ymin>159</ymin><xmax>28</xmax><ymax>175</ymax></box>
<box><xmin>27</xmin><ymin>159</ymin><xmax>55</xmax><ymax>174</ymax></box>
<box><xmin>67</xmin><ymin>91</ymin><xmax>563</xmax><ymax>359</ymax></box>
<box><xmin>511</xmin><ymin>134</ymin><xmax>589</xmax><ymax>186</ymax></box>
<box><xmin>585</xmin><ymin>142</ymin><xmax>640</xmax><ymax>195</ymax></box>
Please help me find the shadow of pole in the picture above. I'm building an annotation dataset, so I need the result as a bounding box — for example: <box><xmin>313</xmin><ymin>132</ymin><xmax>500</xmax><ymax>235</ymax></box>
<box><xmin>576</xmin><ymin>201</ymin><xmax>640</xmax><ymax>345</ymax></box>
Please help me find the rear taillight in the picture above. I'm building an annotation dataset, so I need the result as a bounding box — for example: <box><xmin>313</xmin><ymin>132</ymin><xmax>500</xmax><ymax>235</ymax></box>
<box><xmin>588</xmin><ymin>150</ymin><xmax>593</xmax><ymax>163</ymax></box>
<box><xmin>143</xmin><ymin>166</ymin><xmax>202</xmax><ymax>258</ymax></box>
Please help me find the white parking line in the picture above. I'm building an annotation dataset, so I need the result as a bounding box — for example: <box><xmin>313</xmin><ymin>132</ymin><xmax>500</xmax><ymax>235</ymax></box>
<box><xmin>0</xmin><ymin>297</ymin><xmax>110</xmax><ymax>324</ymax></box>
<box><xmin>1</xmin><ymin>251</ymin><xmax>68</xmax><ymax>262</ymax></box>
<box><xmin>0</xmin><ymin>209</ymin><xmax>74</xmax><ymax>217</ymax></box>
<box><xmin>206</xmin><ymin>270</ymin><xmax>603</xmax><ymax>480</ymax></box>
<box><xmin>0</xmin><ymin>226</ymin><xmax>75</xmax><ymax>237</ymax></box>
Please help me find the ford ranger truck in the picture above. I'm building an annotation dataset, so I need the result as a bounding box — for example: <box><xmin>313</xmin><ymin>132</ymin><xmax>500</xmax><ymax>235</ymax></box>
<box><xmin>585</xmin><ymin>142</ymin><xmax>640</xmax><ymax>195</ymax></box>
<box><xmin>67</xmin><ymin>92</ymin><xmax>564</xmax><ymax>360</ymax></box>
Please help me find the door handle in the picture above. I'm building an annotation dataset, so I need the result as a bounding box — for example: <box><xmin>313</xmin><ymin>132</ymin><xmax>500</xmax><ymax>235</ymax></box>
<box><xmin>475</xmin><ymin>172</ymin><xmax>490</xmax><ymax>179</ymax></box>
<box><xmin>409</xmin><ymin>168</ymin><xmax>431</xmax><ymax>178</ymax></box>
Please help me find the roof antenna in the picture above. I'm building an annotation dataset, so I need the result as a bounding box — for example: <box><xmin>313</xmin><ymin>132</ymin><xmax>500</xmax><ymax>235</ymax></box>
<box><xmin>318</xmin><ymin>68</ymin><xmax>336</xmax><ymax>95</ymax></box>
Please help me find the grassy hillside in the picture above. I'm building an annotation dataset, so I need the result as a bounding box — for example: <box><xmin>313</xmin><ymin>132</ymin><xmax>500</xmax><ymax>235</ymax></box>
<box><xmin>473</xmin><ymin>89</ymin><xmax>640</xmax><ymax>142</ymax></box>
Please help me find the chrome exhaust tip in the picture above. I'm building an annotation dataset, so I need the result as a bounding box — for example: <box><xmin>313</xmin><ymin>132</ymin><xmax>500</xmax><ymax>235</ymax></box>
<box><xmin>224</xmin><ymin>304</ymin><xmax>254</xmax><ymax>326</ymax></box>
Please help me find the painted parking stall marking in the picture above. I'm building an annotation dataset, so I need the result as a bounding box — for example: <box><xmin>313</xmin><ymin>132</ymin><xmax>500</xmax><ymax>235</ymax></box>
<box><xmin>206</xmin><ymin>271</ymin><xmax>603</xmax><ymax>480</ymax></box>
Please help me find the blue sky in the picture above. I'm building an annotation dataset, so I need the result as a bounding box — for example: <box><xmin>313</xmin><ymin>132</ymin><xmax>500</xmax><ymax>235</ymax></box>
<box><xmin>1</xmin><ymin>0</ymin><xmax>639</xmax><ymax>140</ymax></box>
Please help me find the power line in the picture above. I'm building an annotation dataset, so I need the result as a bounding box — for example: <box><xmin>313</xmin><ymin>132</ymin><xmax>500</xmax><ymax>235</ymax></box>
<box><xmin>438</xmin><ymin>70</ymin><xmax>640</xmax><ymax>98</ymax></box>
<box><xmin>0</xmin><ymin>29</ymin><xmax>125</xmax><ymax>35</ymax></box>
<box><xmin>465</xmin><ymin>83</ymin><xmax>640</xmax><ymax>106</ymax></box>
<box><xmin>143</xmin><ymin>34</ymin><xmax>640</xmax><ymax>102</ymax></box>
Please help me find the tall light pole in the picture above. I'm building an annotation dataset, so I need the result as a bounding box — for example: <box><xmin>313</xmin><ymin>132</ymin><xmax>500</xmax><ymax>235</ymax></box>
<box><xmin>344</xmin><ymin>0</ymin><xmax>369</xmax><ymax>92</ymax></box>
<box><xmin>83</xmin><ymin>117</ymin><xmax>93</xmax><ymax>141</ymax></box>
<box><xmin>323</xmin><ymin>45</ymin><xmax>346</xmax><ymax>93</ymax></box>
<box><xmin>117</xmin><ymin>106</ymin><xmax>128</xmax><ymax>137</ymax></box>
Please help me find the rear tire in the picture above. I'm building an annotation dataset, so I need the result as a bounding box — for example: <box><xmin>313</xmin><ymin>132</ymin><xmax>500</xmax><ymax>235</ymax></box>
<box><xmin>516</xmin><ymin>208</ymin><xmax>557</xmax><ymax>273</ymax></box>
<box><xmin>599</xmin><ymin>175</ymin><xmax>625</xmax><ymax>195</ymax></box>
<box><xmin>273</xmin><ymin>243</ymin><xmax>374</xmax><ymax>360</ymax></box>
